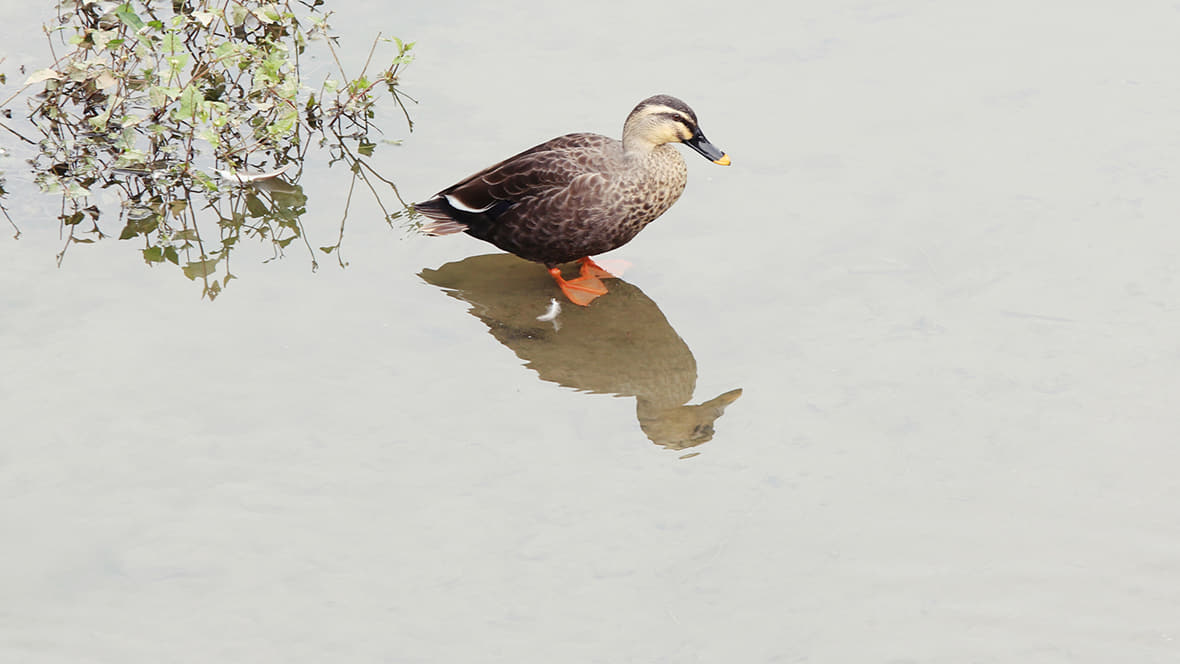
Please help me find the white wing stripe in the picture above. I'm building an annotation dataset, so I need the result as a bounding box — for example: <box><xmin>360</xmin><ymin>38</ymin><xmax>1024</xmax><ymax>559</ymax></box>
<box><xmin>445</xmin><ymin>194</ymin><xmax>495</xmax><ymax>213</ymax></box>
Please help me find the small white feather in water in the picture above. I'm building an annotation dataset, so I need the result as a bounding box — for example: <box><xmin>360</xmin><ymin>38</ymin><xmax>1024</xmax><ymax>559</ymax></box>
<box><xmin>213</xmin><ymin>163</ymin><xmax>294</xmax><ymax>183</ymax></box>
<box><xmin>536</xmin><ymin>298</ymin><xmax>562</xmax><ymax>331</ymax></box>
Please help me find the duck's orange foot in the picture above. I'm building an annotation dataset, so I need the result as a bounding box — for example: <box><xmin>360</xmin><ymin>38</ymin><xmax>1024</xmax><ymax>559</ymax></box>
<box><xmin>549</xmin><ymin>265</ymin><xmax>609</xmax><ymax>306</ymax></box>
<box><xmin>577</xmin><ymin>257</ymin><xmax>617</xmax><ymax>281</ymax></box>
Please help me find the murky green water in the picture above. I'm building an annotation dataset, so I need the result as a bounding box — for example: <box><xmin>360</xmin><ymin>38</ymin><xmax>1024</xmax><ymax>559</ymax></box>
<box><xmin>4</xmin><ymin>2</ymin><xmax>1180</xmax><ymax>662</ymax></box>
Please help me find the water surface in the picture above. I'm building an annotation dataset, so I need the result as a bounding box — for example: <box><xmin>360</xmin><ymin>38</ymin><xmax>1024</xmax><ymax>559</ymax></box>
<box><xmin>3</xmin><ymin>2</ymin><xmax>1180</xmax><ymax>662</ymax></box>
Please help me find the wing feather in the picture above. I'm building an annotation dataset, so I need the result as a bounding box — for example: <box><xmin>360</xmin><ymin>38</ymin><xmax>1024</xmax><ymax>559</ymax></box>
<box><xmin>441</xmin><ymin>133</ymin><xmax>617</xmax><ymax>209</ymax></box>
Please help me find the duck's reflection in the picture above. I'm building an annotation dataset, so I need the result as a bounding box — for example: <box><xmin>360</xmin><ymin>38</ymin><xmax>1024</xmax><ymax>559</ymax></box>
<box><xmin>419</xmin><ymin>254</ymin><xmax>742</xmax><ymax>453</ymax></box>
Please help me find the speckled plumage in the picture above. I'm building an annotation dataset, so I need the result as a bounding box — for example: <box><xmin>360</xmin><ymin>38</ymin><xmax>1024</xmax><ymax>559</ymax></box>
<box><xmin>416</xmin><ymin>95</ymin><xmax>728</xmax><ymax>267</ymax></box>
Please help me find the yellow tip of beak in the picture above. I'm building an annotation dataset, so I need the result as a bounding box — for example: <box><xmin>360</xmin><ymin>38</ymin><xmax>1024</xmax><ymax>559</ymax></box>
<box><xmin>713</xmin><ymin>154</ymin><xmax>731</xmax><ymax>166</ymax></box>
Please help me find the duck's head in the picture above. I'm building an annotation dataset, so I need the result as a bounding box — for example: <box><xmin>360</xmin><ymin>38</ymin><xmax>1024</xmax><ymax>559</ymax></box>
<box><xmin>622</xmin><ymin>94</ymin><xmax>731</xmax><ymax>166</ymax></box>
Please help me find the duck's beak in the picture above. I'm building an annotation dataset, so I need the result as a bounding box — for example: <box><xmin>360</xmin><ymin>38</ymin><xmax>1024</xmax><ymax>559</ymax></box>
<box><xmin>684</xmin><ymin>131</ymin><xmax>731</xmax><ymax>166</ymax></box>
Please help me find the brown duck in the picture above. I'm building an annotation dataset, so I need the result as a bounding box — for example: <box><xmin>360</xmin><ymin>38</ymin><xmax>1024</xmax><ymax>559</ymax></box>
<box><xmin>415</xmin><ymin>94</ymin><xmax>730</xmax><ymax>305</ymax></box>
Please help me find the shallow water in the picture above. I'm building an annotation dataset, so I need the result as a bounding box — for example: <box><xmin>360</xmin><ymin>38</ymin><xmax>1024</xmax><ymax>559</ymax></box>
<box><xmin>4</xmin><ymin>2</ymin><xmax>1180</xmax><ymax>662</ymax></box>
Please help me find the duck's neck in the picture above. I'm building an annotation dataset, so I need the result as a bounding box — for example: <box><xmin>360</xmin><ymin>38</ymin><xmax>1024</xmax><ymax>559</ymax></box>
<box><xmin>622</xmin><ymin>135</ymin><xmax>660</xmax><ymax>157</ymax></box>
<box><xmin>622</xmin><ymin>139</ymin><xmax>681</xmax><ymax>169</ymax></box>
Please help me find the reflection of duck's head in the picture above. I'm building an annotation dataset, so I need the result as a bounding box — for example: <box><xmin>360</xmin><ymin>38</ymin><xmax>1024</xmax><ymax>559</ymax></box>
<box><xmin>638</xmin><ymin>388</ymin><xmax>743</xmax><ymax>452</ymax></box>
<box><xmin>419</xmin><ymin>254</ymin><xmax>742</xmax><ymax>452</ymax></box>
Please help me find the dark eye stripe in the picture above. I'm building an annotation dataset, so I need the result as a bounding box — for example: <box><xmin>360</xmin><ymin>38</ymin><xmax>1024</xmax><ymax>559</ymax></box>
<box><xmin>656</xmin><ymin>112</ymin><xmax>694</xmax><ymax>128</ymax></box>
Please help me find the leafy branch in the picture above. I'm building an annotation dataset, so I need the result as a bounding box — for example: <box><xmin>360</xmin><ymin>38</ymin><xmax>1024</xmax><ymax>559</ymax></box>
<box><xmin>19</xmin><ymin>0</ymin><xmax>415</xmax><ymax>298</ymax></box>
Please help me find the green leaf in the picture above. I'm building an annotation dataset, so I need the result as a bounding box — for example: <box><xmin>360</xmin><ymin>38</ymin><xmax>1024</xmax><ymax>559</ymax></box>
<box><xmin>172</xmin><ymin>85</ymin><xmax>204</xmax><ymax>121</ymax></box>
<box><xmin>268</xmin><ymin>106</ymin><xmax>298</xmax><ymax>137</ymax></box>
<box><xmin>161</xmin><ymin>32</ymin><xmax>182</xmax><ymax>54</ymax></box>
<box><xmin>167</xmin><ymin>52</ymin><xmax>190</xmax><ymax>76</ymax></box>
<box><xmin>226</xmin><ymin>3</ymin><xmax>249</xmax><ymax>27</ymax></box>
<box><xmin>244</xmin><ymin>194</ymin><xmax>269</xmax><ymax>217</ymax></box>
<box><xmin>143</xmin><ymin>246</ymin><xmax>165</xmax><ymax>263</ymax></box>
<box><xmin>254</xmin><ymin>6</ymin><xmax>282</xmax><ymax>23</ymax></box>
<box><xmin>114</xmin><ymin>3</ymin><xmax>145</xmax><ymax>31</ymax></box>
<box><xmin>182</xmin><ymin>258</ymin><xmax>219</xmax><ymax>280</ymax></box>
<box><xmin>149</xmin><ymin>85</ymin><xmax>180</xmax><ymax>108</ymax></box>
<box><xmin>65</xmin><ymin>181</ymin><xmax>92</xmax><ymax>197</ymax></box>
<box><xmin>213</xmin><ymin>41</ymin><xmax>238</xmax><ymax>62</ymax></box>
<box><xmin>119</xmin><ymin>214</ymin><xmax>159</xmax><ymax>239</ymax></box>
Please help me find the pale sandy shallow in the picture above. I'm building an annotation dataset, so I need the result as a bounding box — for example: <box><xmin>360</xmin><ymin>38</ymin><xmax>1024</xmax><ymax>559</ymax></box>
<box><xmin>3</xmin><ymin>2</ymin><xmax>1179</xmax><ymax>662</ymax></box>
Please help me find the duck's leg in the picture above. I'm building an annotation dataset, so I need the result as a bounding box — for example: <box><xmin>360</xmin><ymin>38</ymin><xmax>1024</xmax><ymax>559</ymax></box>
<box><xmin>548</xmin><ymin>261</ymin><xmax>609</xmax><ymax>306</ymax></box>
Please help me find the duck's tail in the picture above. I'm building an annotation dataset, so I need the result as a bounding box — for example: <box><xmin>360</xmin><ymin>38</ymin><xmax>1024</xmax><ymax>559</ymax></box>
<box><xmin>414</xmin><ymin>198</ymin><xmax>470</xmax><ymax>236</ymax></box>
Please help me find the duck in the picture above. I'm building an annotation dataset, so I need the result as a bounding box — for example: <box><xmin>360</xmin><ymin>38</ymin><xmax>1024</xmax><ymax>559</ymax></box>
<box><xmin>415</xmin><ymin>94</ymin><xmax>730</xmax><ymax>306</ymax></box>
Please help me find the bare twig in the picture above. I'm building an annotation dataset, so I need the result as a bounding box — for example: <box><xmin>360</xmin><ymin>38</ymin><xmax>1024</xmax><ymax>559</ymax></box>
<box><xmin>2</xmin><ymin>203</ymin><xmax>19</xmax><ymax>239</ymax></box>
<box><xmin>0</xmin><ymin>120</ymin><xmax>36</xmax><ymax>145</ymax></box>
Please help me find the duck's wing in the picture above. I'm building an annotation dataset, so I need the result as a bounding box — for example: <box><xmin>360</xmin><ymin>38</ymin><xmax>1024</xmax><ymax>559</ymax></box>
<box><xmin>417</xmin><ymin>133</ymin><xmax>616</xmax><ymax>234</ymax></box>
